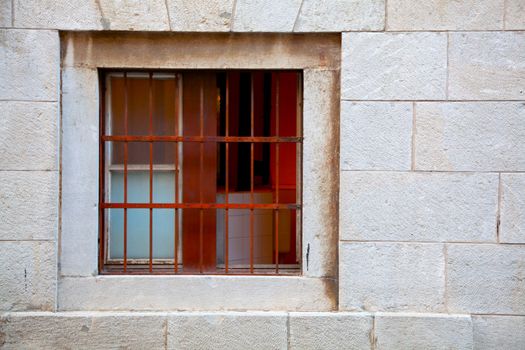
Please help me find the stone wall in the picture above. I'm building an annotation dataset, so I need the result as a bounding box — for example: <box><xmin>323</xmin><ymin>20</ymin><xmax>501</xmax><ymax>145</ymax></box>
<box><xmin>1</xmin><ymin>0</ymin><xmax>524</xmax><ymax>349</ymax></box>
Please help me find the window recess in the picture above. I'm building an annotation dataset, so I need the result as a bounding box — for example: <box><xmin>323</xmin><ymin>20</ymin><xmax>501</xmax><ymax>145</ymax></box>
<box><xmin>99</xmin><ymin>70</ymin><xmax>303</xmax><ymax>275</ymax></box>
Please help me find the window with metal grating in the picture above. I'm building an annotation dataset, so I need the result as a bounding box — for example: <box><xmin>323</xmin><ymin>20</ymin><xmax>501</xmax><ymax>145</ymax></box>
<box><xmin>99</xmin><ymin>70</ymin><xmax>302</xmax><ymax>275</ymax></box>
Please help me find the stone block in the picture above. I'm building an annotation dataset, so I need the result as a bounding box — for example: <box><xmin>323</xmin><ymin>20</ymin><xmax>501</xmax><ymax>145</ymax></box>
<box><xmin>166</xmin><ymin>0</ymin><xmax>234</xmax><ymax>31</ymax></box>
<box><xmin>339</xmin><ymin>243</ymin><xmax>445</xmax><ymax>312</ymax></box>
<box><xmin>0</xmin><ymin>101</ymin><xmax>58</xmax><ymax>170</ymax></box>
<box><xmin>13</xmin><ymin>0</ymin><xmax>102</xmax><ymax>30</ymax></box>
<box><xmin>415</xmin><ymin>102</ymin><xmax>525</xmax><ymax>171</ymax></box>
<box><xmin>58</xmin><ymin>276</ymin><xmax>335</xmax><ymax>311</ymax></box>
<box><xmin>449</xmin><ymin>32</ymin><xmax>525</xmax><ymax>100</ymax></box>
<box><xmin>294</xmin><ymin>0</ymin><xmax>384</xmax><ymax>32</ymax></box>
<box><xmin>375</xmin><ymin>313</ymin><xmax>473</xmax><ymax>350</ymax></box>
<box><xmin>387</xmin><ymin>0</ymin><xmax>503</xmax><ymax>30</ymax></box>
<box><xmin>447</xmin><ymin>244</ymin><xmax>525</xmax><ymax>314</ymax></box>
<box><xmin>340</xmin><ymin>172</ymin><xmax>498</xmax><ymax>242</ymax></box>
<box><xmin>289</xmin><ymin>312</ymin><xmax>373</xmax><ymax>349</ymax></box>
<box><xmin>0</xmin><ymin>241</ymin><xmax>56</xmax><ymax>311</ymax></box>
<box><xmin>340</xmin><ymin>102</ymin><xmax>412</xmax><ymax>170</ymax></box>
<box><xmin>60</xmin><ymin>67</ymin><xmax>99</xmax><ymax>277</ymax></box>
<box><xmin>500</xmin><ymin>174</ymin><xmax>525</xmax><ymax>243</ymax></box>
<box><xmin>232</xmin><ymin>0</ymin><xmax>302</xmax><ymax>32</ymax></box>
<box><xmin>342</xmin><ymin>32</ymin><xmax>447</xmax><ymax>100</ymax></box>
<box><xmin>0</xmin><ymin>0</ymin><xmax>11</xmax><ymax>27</ymax></box>
<box><xmin>168</xmin><ymin>312</ymin><xmax>287</xmax><ymax>349</ymax></box>
<box><xmin>505</xmin><ymin>0</ymin><xmax>525</xmax><ymax>30</ymax></box>
<box><xmin>0</xmin><ymin>312</ymin><xmax>166</xmax><ymax>349</ymax></box>
<box><xmin>0</xmin><ymin>29</ymin><xmax>59</xmax><ymax>101</ymax></box>
<box><xmin>473</xmin><ymin>315</ymin><xmax>525</xmax><ymax>350</ymax></box>
<box><xmin>98</xmin><ymin>0</ymin><xmax>170</xmax><ymax>31</ymax></box>
<box><xmin>0</xmin><ymin>171</ymin><xmax>58</xmax><ymax>240</ymax></box>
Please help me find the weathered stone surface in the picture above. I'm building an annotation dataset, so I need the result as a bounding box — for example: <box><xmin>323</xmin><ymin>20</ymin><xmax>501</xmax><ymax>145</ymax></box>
<box><xmin>415</xmin><ymin>102</ymin><xmax>525</xmax><ymax>171</ymax></box>
<box><xmin>473</xmin><ymin>315</ymin><xmax>525</xmax><ymax>350</ymax></box>
<box><xmin>387</xmin><ymin>0</ymin><xmax>503</xmax><ymax>30</ymax></box>
<box><xmin>0</xmin><ymin>101</ymin><xmax>58</xmax><ymax>170</ymax></box>
<box><xmin>342</xmin><ymin>32</ymin><xmax>447</xmax><ymax>100</ymax></box>
<box><xmin>0</xmin><ymin>312</ymin><xmax>166</xmax><ymax>349</ymax></box>
<box><xmin>168</xmin><ymin>312</ymin><xmax>287</xmax><ymax>349</ymax></box>
<box><xmin>340</xmin><ymin>172</ymin><xmax>498</xmax><ymax>242</ymax></box>
<box><xmin>232</xmin><ymin>0</ymin><xmax>302</xmax><ymax>32</ymax></box>
<box><xmin>500</xmin><ymin>174</ymin><xmax>525</xmax><ymax>243</ymax></box>
<box><xmin>340</xmin><ymin>102</ymin><xmax>412</xmax><ymax>170</ymax></box>
<box><xmin>0</xmin><ymin>241</ymin><xmax>55</xmax><ymax>311</ymax></box>
<box><xmin>449</xmin><ymin>32</ymin><xmax>525</xmax><ymax>100</ymax></box>
<box><xmin>294</xmin><ymin>0</ymin><xmax>384</xmax><ymax>32</ymax></box>
<box><xmin>98</xmin><ymin>0</ymin><xmax>169</xmax><ymax>31</ymax></box>
<box><xmin>375</xmin><ymin>313</ymin><xmax>473</xmax><ymax>350</ymax></box>
<box><xmin>59</xmin><ymin>276</ymin><xmax>335</xmax><ymax>311</ymax></box>
<box><xmin>60</xmin><ymin>67</ymin><xmax>99</xmax><ymax>277</ymax></box>
<box><xmin>340</xmin><ymin>243</ymin><xmax>445</xmax><ymax>312</ymax></box>
<box><xmin>166</xmin><ymin>0</ymin><xmax>234</xmax><ymax>31</ymax></box>
<box><xmin>0</xmin><ymin>29</ymin><xmax>59</xmax><ymax>101</ymax></box>
<box><xmin>447</xmin><ymin>244</ymin><xmax>525</xmax><ymax>314</ymax></box>
<box><xmin>62</xmin><ymin>32</ymin><xmax>340</xmax><ymax>70</ymax></box>
<box><xmin>13</xmin><ymin>0</ymin><xmax>102</xmax><ymax>30</ymax></box>
<box><xmin>302</xmin><ymin>69</ymin><xmax>339</xmax><ymax>278</ymax></box>
<box><xmin>505</xmin><ymin>0</ymin><xmax>525</xmax><ymax>30</ymax></box>
<box><xmin>0</xmin><ymin>171</ymin><xmax>58</xmax><ymax>240</ymax></box>
<box><xmin>289</xmin><ymin>312</ymin><xmax>373</xmax><ymax>349</ymax></box>
<box><xmin>0</xmin><ymin>0</ymin><xmax>11</xmax><ymax>27</ymax></box>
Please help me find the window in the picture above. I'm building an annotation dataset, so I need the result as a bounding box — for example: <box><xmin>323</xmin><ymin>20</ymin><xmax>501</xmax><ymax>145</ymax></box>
<box><xmin>99</xmin><ymin>70</ymin><xmax>302</xmax><ymax>275</ymax></box>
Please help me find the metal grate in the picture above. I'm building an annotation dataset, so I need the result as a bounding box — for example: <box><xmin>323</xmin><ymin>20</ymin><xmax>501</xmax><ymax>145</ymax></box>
<box><xmin>99</xmin><ymin>70</ymin><xmax>302</xmax><ymax>275</ymax></box>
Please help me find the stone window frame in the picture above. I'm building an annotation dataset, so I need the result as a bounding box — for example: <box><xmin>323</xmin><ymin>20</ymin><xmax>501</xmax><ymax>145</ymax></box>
<box><xmin>59</xmin><ymin>32</ymin><xmax>340</xmax><ymax>311</ymax></box>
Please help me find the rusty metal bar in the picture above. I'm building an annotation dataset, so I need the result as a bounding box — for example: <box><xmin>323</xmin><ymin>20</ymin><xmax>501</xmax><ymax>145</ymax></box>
<box><xmin>102</xmin><ymin>203</ymin><xmax>300</xmax><ymax>209</ymax></box>
<box><xmin>102</xmin><ymin>135</ymin><xmax>301</xmax><ymax>143</ymax></box>
<box><xmin>275</xmin><ymin>73</ymin><xmax>280</xmax><ymax>273</ymax></box>
<box><xmin>199</xmin><ymin>80</ymin><xmax>204</xmax><ymax>273</ymax></box>
<box><xmin>250</xmin><ymin>74</ymin><xmax>254</xmax><ymax>274</ymax></box>
<box><xmin>98</xmin><ymin>72</ymin><xmax>106</xmax><ymax>273</ymax></box>
<box><xmin>174</xmin><ymin>75</ymin><xmax>179</xmax><ymax>273</ymax></box>
<box><xmin>124</xmin><ymin>72</ymin><xmax>129</xmax><ymax>272</ymax></box>
<box><xmin>225</xmin><ymin>74</ymin><xmax>229</xmax><ymax>273</ymax></box>
<box><xmin>149</xmin><ymin>72</ymin><xmax>153</xmax><ymax>273</ymax></box>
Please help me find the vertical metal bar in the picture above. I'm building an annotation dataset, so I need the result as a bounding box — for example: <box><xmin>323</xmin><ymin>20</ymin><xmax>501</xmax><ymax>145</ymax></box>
<box><xmin>123</xmin><ymin>72</ymin><xmax>129</xmax><ymax>273</ymax></box>
<box><xmin>199</xmin><ymin>79</ymin><xmax>204</xmax><ymax>273</ymax></box>
<box><xmin>149</xmin><ymin>72</ymin><xmax>153</xmax><ymax>272</ymax></box>
<box><xmin>250</xmin><ymin>74</ymin><xmax>254</xmax><ymax>274</ymax></box>
<box><xmin>225</xmin><ymin>74</ymin><xmax>229</xmax><ymax>273</ymax></box>
<box><xmin>174</xmin><ymin>74</ymin><xmax>179</xmax><ymax>273</ymax></box>
<box><xmin>98</xmin><ymin>72</ymin><xmax>106</xmax><ymax>273</ymax></box>
<box><xmin>275</xmin><ymin>73</ymin><xmax>280</xmax><ymax>274</ymax></box>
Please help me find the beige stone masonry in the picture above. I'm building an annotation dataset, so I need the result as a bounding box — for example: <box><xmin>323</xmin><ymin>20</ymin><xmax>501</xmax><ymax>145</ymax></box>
<box><xmin>505</xmin><ymin>0</ymin><xmax>525</xmax><ymax>30</ymax></box>
<box><xmin>342</xmin><ymin>32</ymin><xmax>447</xmax><ymax>100</ymax></box>
<box><xmin>473</xmin><ymin>315</ymin><xmax>525</xmax><ymax>350</ymax></box>
<box><xmin>232</xmin><ymin>0</ymin><xmax>302</xmax><ymax>32</ymax></box>
<box><xmin>168</xmin><ymin>312</ymin><xmax>287</xmax><ymax>349</ymax></box>
<box><xmin>166</xmin><ymin>0</ymin><xmax>234</xmax><ymax>32</ymax></box>
<box><xmin>448</xmin><ymin>32</ymin><xmax>525</xmax><ymax>100</ymax></box>
<box><xmin>0</xmin><ymin>29</ymin><xmax>59</xmax><ymax>101</ymax></box>
<box><xmin>0</xmin><ymin>0</ymin><xmax>11</xmax><ymax>27</ymax></box>
<box><xmin>288</xmin><ymin>312</ymin><xmax>373</xmax><ymax>349</ymax></box>
<box><xmin>0</xmin><ymin>241</ymin><xmax>56</xmax><ymax>311</ymax></box>
<box><xmin>387</xmin><ymin>0</ymin><xmax>504</xmax><ymax>30</ymax></box>
<box><xmin>500</xmin><ymin>174</ymin><xmax>525</xmax><ymax>243</ymax></box>
<box><xmin>0</xmin><ymin>171</ymin><xmax>58</xmax><ymax>241</ymax></box>
<box><xmin>446</xmin><ymin>244</ymin><xmax>525</xmax><ymax>314</ymax></box>
<box><xmin>340</xmin><ymin>102</ymin><xmax>412</xmax><ymax>171</ymax></box>
<box><xmin>415</xmin><ymin>102</ymin><xmax>525</xmax><ymax>171</ymax></box>
<box><xmin>340</xmin><ymin>172</ymin><xmax>498</xmax><ymax>242</ymax></box>
<box><xmin>0</xmin><ymin>101</ymin><xmax>58</xmax><ymax>171</ymax></box>
<box><xmin>339</xmin><ymin>242</ymin><xmax>446</xmax><ymax>312</ymax></box>
<box><xmin>294</xmin><ymin>0</ymin><xmax>385</xmax><ymax>32</ymax></box>
<box><xmin>375</xmin><ymin>313</ymin><xmax>473</xmax><ymax>350</ymax></box>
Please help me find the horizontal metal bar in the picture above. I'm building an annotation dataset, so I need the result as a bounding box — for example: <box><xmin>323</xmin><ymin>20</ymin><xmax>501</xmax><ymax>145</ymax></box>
<box><xmin>101</xmin><ymin>203</ymin><xmax>300</xmax><ymax>210</ymax></box>
<box><xmin>102</xmin><ymin>135</ymin><xmax>302</xmax><ymax>143</ymax></box>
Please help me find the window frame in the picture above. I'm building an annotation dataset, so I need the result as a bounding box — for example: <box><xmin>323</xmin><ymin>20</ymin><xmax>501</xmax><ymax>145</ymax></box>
<box><xmin>59</xmin><ymin>32</ymin><xmax>340</xmax><ymax>311</ymax></box>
